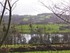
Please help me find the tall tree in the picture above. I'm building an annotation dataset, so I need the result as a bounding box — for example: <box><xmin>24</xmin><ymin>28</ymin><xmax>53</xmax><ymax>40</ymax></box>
<box><xmin>0</xmin><ymin>0</ymin><xmax>19</xmax><ymax>47</ymax></box>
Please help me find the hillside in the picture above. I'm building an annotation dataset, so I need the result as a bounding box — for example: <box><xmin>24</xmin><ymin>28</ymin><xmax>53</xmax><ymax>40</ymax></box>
<box><xmin>2</xmin><ymin>13</ymin><xmax>70</xmax><ymax>24</ymax></box>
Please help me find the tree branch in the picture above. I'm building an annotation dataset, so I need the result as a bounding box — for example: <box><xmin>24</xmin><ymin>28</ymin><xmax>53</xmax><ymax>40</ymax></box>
<box><xmin>40</xmin><ymin>2</ymin><xmax>70</xmax><ymax>24</ymax></box>
<box><xmin>0</xmin><ymin>2</ymin><xmax>9</xmax><ymax>10</ymax></box>
<box><xmin>12</xmin><ymin>0</ymin><xmax>19</xmax><ymax>7</ymax></box>
<box><xmin>0</xmin><ymin>0</ymin><xmax>8</xmax><ymax>24</ymax></box>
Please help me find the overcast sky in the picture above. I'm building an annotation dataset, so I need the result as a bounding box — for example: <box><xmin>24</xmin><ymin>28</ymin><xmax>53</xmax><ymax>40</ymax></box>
<box><xmin>12</xmin><ymin>0</ymin><xmax>52</xmax><ymax>15</ymax></box>
<box><xmin>0</xmin><ymin>0</ymin><xmax>69</xmax><ymax>15</ymax></box>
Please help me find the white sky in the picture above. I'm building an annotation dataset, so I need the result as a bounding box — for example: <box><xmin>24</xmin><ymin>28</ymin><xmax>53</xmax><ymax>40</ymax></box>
<box><xmin>0</xmin><ymin>0</ymin><xmax>69</xmax><ymax>15</ymax></box>
<box><xmin>13</xmin><ymin>0</ymin><xmax>52</xmax><ymax>15</ymax></box>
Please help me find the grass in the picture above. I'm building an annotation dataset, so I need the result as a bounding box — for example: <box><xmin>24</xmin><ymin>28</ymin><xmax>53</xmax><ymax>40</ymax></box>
<box><xmin>9</xmin><ymin>50</ymin><xmax>70</xmax><ymax>53</ymax></box>
<box><xmin>1</xmin><ymin>44</ymin><xmax>70</xmax><ymax>53</ymax></box>
<box><xmin>15</xmin><ymin>24</ymin><xmax>70</xmax><ymax>33</ymax></box>
<box><xmin>1</xmin><ymin>44</ymin><xmax>31</xmax><ymax>48</ymax></box>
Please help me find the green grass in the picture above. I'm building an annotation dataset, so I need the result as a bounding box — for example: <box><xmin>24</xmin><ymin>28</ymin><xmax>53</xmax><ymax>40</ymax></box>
<box><xmin>1</xmin><ymin>44</ymin><xmax>31</xmax><ymax>48</ymax></box>
<box><xmin>1</xmin><ymin>45</ymin><xmax>70</xmax><ymax>53</ymax></box>
<box><xmin>15</xmin><ymin>24</ymin><xmax>70</xmax><ymax>33</ymax></box>
<box><xmin>9</xmin><ymin>50</ymin><xmax>70</xmax><ymax>53</ymax></box>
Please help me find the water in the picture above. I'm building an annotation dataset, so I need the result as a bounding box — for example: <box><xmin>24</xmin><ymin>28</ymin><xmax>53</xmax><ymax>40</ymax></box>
<box><xmin>21</xmin><ymin>34</ymin><xmax>64</xmax><ymax>43</ymax></box>
<box><xmin>21</xmin><ymin>34</ymin><xmax>31</xmax><ymax>43</ymax></box>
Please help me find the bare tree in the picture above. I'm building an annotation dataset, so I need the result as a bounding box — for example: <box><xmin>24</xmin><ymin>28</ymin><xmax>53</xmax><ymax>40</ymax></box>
<box><xmin>39</xmin><ymin>0</ymin><xmax>70</xmax><ymax>52</ymax></box>
<box><xmin>40</xmin><ymin>0</ymin><xmax>70</xmax><ymax>24</ymax></box>
<box><xmin>0</xmin><ymin>0</ymin><xmax>19</xmax><ymax>47</ymax></box>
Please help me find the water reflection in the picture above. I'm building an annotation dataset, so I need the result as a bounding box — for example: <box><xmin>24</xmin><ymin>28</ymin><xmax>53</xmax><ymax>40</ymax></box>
<box><xmin>21</xmin><ymin>34</ymin><xmax>31</xmax><ymax>43</ymax></box>
<box><xmin>21</xmin><ymin>34</ymin><xmax>64</xmax><ymax>43</ymax></box>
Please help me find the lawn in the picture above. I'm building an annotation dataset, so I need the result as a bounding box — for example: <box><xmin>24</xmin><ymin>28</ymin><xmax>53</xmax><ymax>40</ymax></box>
<box><xmin>15</xmin><ymin>24</ymin><xmax>70</xmax><ymax>33</ymax></box>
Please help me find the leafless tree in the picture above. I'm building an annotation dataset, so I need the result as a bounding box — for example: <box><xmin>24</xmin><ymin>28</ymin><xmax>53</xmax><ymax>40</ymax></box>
<box><xmin>0</xmin><ymin>0</ymin><xmax>19</xmax><ymax>47</ymax></box>
<box><xmin>39</xmin><ymin>0</ymin><xmax>70</xmax><ymax>52</ymax></box>
<box><xmin>40</xmin><ymin>0</ymin><xmax>70</xmax><ymax>24</ymax></box>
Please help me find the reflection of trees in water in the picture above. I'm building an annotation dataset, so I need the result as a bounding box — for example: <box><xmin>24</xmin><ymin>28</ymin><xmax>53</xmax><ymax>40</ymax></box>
<box><xmin>2</xmin><ymin>33</ymin><xmax>70</xmax><ymax>44</ymax></box>
<box><xmin>28</xmin><ymin>33</ymin><xmax>70</xmax><ymax>44</ymax></box>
